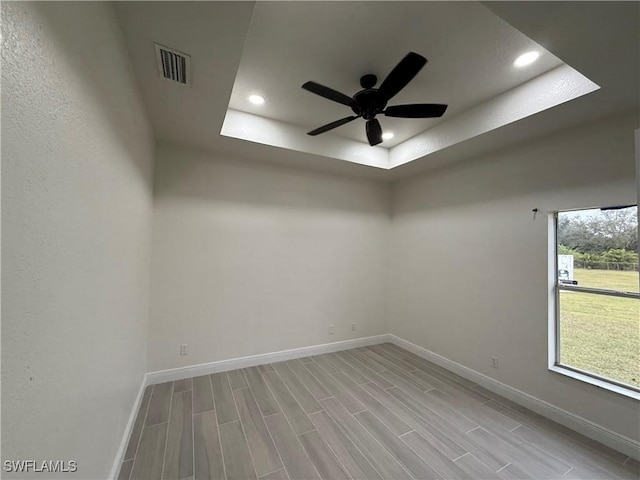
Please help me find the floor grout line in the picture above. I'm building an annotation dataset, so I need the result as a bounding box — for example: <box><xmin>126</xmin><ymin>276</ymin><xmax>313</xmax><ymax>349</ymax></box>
<box><xmin>257</xmin><ymin>467</ymin><xmax>286</xmax><ymax>479</ymax></box>
<box><xmin>217</xmin><ymin>418</ymin><xmax>242</xmax><ymax>427</ymax></box>
<box><xmin>452</xmin><ymin>452</ymin><xmax>469</xmax><ymax>462</ymax></box>
<box><xmin>495</xmin><ymin>462</ymin><xmax>511</xmax><ymax>473</ymax></box>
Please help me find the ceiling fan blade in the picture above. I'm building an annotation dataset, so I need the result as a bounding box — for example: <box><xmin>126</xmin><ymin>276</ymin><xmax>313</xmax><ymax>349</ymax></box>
<box><xmin>302</xmin><ymin>81</ymin><xmax>353</xmax><ymax>107</ymax></box>
<box><xmin>378</xmin><ymin>52</ymin><xmax>427</xmax><ymax>102</ymax></box>
<box><xmin>384</xmin><ymin>103</ymin><xmax>448</xmax><ymax>118</ymax></box>
<box><xmin>307</xmin><ymin>116</ymin><xmax>358</xmax><ymax>136</ymax></box>
<box><xmin>366</xmin><ymin>119</ymin><xmax>383</xmax><ymax>146</ymax></box>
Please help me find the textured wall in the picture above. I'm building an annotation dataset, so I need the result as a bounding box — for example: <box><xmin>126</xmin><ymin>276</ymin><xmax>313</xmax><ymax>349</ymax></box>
<box><xmin>149</xmin><ymin>143</ymin><xmax>390</xmax><ymax>371</ymax></box>
<box><xmin>1</xmin><ymin>3</ymin><xmax>153</xmax><ymax>478</ymax></box>
<box><xmin>389</xmin><ymin>111</ymin><xmax>639</xmax><ymax>441</ymax></box>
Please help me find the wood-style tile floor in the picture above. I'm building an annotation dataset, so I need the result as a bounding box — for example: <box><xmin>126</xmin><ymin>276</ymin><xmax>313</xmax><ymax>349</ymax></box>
<box><xmin>119</xmin><ymin>343</ymin><xmax>639</xmax><ymax>480</ymax></box>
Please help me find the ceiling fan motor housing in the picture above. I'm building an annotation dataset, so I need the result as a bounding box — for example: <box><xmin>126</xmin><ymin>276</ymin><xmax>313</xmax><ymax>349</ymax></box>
<box><xmin>352</xmin><ymin>88</ymin><xmax>387</xmax><ymax>120</ymax></box>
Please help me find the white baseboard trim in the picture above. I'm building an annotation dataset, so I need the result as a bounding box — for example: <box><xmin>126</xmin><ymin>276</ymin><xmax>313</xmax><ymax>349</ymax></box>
<box><xmin>109</xmin><ymin>374</ymin><xmax>149</xmax><ymax>480</ymax></box>
<box><xmin>146</xmin><ymin>334</ymin><xmax>390</xmax><ymax>385</ymax></box>
<box><xmin>389</xmin><ymin>334</ymin><xmax>640</xmax><ymax>461</ymax></box>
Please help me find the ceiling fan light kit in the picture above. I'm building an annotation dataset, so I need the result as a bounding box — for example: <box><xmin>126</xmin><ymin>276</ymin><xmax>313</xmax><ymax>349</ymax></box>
<box><xmin>302</xmin><ymin>52</ymin><xmax>448</xmax><ymax>146</ymax></box>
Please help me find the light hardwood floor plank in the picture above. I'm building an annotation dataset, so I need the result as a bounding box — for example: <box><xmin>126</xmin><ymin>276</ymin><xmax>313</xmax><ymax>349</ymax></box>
<box><xmin>164</xmin><ymin>390</ymin><xmax>193</xmax><ymax>480</ymax></box>
<box><xmin>400</xmin><ymin>431</ymin><xmax>472</xmax><ymax>479</ymax></box>
<box><xmin>119</xmin><ymin>459</ymin><xmax>134</xmax><ymax>480</ymax></box>
<box><xmin>227</xmin><ymin>369</ymin><xmax>249</xmax><ymax>390</ymax></box>
<box><xmin>219</xmin><ymin>420</ymin><xmax>257</xmax><ymax>480</ymax></box>
<box><xmin>130</xmin><ymin>423</ymin><xmax>168</xmax><ymax>480</ymax></box>
<box><xmin>386</xmin><ymin>386</ymin><xmax>506</xmax><ymax>471</ymax></box>
<box><xmin>425</xmin><ymin>388</ymin><xmax>519</xmax><ymax>431</ymax></box>
<box><xmin>411</xmin><ymin>368</ymin><xmax>491</xmax><ymax>405</ymax></box>
<box><xmin>285</xmin><ymin>359</ymin><xmax>331</xmax><ymax>401</ymax></box>
<box><xmin>323</xmin><ymin>353</ymin><xmax>369</xmax><ymax>384</ymax></box>
<box><xmin>360</xmin><ymin>382</ymin><xmax>467</xmax><ymax>461</ymax></box>
<box><xmin>193</xmin><ymin>411</ymin><xmax>224</xmax><ymax>480</ymax></box>
<box><xmin>174</xmin><ymin>379</ymin><xmax>192</xmax><ymax>393</ymax></box>
<box><xmin>338</xmin><ymin>351</ymin><xmax>394</xmax><ymax>389</ymax></box>
<box><xmin>299</xmin><ymin>429</ymin><xmax>350</xmax><ymax>480</ymax></box>
<box><xmin>272</xmin><ymin>361</ymin><xmax>322</xmax><ymax>414</ymax></box>
<box><xmin>262</xmin><ymin>370</ymin><xmax>314</xmax><ymax>434</ymax></box>
<box><xmin>210</xmin><ymin>373</ymin><xmax>239</xmax><ymax>425</ymax></box>
<box><xmin>192</xmin><ymin>376</ymin><xmax>214</xmax><ymax>414</ymax></box>
<box><xmin>243</xmin><ymin>367</ymin><xmax>281</xmax><ymax>416</ymax></box>
<box><xmin>311</xmin><ymin>354</ymin><xmax>340</xmax><ymax>374</ymax></box>
<box><xmin>346</xmin><ymin>349</ymin><xmax>387</xmax><ymax>373</ymax></box>
<box><xmin>259</xmin><ymin>468</ymin><xmax>289</xmax><ymax>480</ymax></box>
<box><xmin>355</xmin><ymin>410</ymin><xmax>441</xmax><ymax>479</ymax></box>
<box><xmin>331</xmin><ymin>371</ymin><xmax>412</xmax><ymax>436</ymax></box>
<box><xmin>368</xmin><ymin>345</ymin><xmax>420</xmax><ymax>372</ymax></box>
<box><xmin>309</xmin><ymin>410</ymin><xmax>382</xmax><ymax>480</ymax></box>
<box><xmin>511</xmin><ymin>424</ymin><xmax>634</xmax><ymax>479</ymax></box>
<box><xmin>146</xmin><ymin>382</ymin><xmax>173</xmax><ymax>426</ymax></box>
<box><xmin>455</xmin><ymin>453</ymin><xmax>502</xmax><ymax>480</ymax></box>
<box><xmin>304</xmin><ymin>362</ymin><xmax>365</xmax><ymax>414</ymax></box>
<box><xmin>233</xmin><ymin>387</ymin><xmax>283</xmax><ymax>476</ymax></box>
<box><xmin>320</xmin><ymin>397</ymin><xmax>411</xmax><ymax>480</ymax></box>
<box><xmin>264</xmin><ymin>413</ymin><xmax>320</xmax><ymax>480</ymax></box>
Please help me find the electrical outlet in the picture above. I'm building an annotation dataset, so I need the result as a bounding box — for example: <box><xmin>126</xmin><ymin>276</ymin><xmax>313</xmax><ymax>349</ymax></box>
<box><xmin>328</xmin><ymin>324</ymin><xmax>335</xmax><ymax>335</ymax></box>
<box><xmin>180</xmin><ymin>344</ymin><xmax>188</xmax><ymax>356</ymax></box>
<box><xmin>491</xmin><ymin>356</ymin><xmax>499</xmax><ymax>368</ymax></box>
<box><xmin>351</xmin><ymin>323</ymin><xmax>356</xmax><ymax>332</ymax></box>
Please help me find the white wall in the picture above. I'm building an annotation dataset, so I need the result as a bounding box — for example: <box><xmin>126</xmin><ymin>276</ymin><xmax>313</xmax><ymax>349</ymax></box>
<box><xmin>149</xmin><ymin>144</ymin><xmax>389</xmax><ymax>371</ymax></box>
<box><xmin>1</xmin><ymin>3</ymin><xmax>153</xmax><ymax>478</ymax></box>
<box><xmin>390</xmin><ymin>111</ymin><xmax>639</xmax><ymax>441</ymax></box>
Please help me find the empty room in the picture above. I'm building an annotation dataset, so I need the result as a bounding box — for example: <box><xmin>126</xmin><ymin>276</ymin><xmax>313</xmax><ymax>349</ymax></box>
<box><xmin>2</xmin><ymin>1</ymin><xmax>639</xmax><ymax>479</ymax></box>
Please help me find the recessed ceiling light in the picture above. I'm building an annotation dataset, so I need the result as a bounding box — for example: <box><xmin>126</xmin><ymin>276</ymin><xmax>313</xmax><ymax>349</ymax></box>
<box><xmin>248</xmin><ymin>94</ymin><xmax>265</xmax><ymax>105</ymax></box>
<box><xmin>513</xmin><ymin>51</ymin><xmax>540</xmax><ymax>68</ymax></box>
<box><xmin>382</xmin><ymin>132</ymin><xmax>394</xmax><ymax>140</ymax></box>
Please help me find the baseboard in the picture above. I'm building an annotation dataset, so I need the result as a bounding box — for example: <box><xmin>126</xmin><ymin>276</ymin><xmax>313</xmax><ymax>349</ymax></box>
<box><xmin>389</xmin><ymin>334</ymin><xmax>640</xmax><ymax>460</ymax></box>
<box><xmin>109</xmin><ymin>374</ymin><xmax>148</xmax><ymax>480</ymax></box>
<box><xmin>146</xmin><ymin>334</ymin><xmax>390</xmax><ymax>385</ymax></box>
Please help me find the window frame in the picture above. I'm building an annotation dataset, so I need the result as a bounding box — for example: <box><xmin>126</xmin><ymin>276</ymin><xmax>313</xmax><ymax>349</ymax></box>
<box><xmin>549</xmin><ymin>208</ymin><xmax>640</xmax><ymax>400</ymax></box>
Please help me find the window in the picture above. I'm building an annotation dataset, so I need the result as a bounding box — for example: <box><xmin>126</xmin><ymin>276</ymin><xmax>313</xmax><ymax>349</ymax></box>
<box><xmin>552</xmin><ymin>205</ymin><xmax>639</xmax><ymax>395</ymax></box>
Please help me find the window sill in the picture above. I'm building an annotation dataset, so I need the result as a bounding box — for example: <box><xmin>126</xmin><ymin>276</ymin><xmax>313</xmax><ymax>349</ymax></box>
<box><xmin>549</xmin><ymin>365</ymin><xmax>640</xmax><ymax>400</ymax></box>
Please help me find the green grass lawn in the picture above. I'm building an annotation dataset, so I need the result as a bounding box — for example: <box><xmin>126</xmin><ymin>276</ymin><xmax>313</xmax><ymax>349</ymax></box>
<box><xmin>560</xmin><ymin>268</ymin><xmax>640</xmax><ymax>388</ymax></box>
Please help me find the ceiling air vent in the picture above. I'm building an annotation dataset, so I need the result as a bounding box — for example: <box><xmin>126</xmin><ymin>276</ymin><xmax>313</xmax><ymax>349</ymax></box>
<box><xmin>154</xmin><ymin>44</ymin><xmax>191</xmax><ymax>87</ymax></box>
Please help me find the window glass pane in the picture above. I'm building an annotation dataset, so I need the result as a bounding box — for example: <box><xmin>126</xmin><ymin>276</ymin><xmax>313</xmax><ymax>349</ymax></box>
<box><xmin>559</xmin><ymin>290</ymin><xmax>640</xmax><ymax>388</ymax></box>
<box><xmin>557</xmin><ymin>206</ymin><xmax>638</xmax><ymax>293</ymax></box>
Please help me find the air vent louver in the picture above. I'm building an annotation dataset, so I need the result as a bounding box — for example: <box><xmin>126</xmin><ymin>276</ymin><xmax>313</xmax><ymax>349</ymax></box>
<box><xmin>154</xmin><ymin>44</ymin><xmax>191</xmax><ymax>87</ymax></box>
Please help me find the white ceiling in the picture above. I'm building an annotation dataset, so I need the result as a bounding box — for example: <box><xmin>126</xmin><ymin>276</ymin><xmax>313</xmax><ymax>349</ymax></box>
<box><xmin>114</xmin><ymin>2</ymin><xmax>639</xmax><ymax>181</ymax></box>
<box><xmin>229</xmin><ymin>2</ymin><xmax>562</xmax><ymax>147</ymax></box>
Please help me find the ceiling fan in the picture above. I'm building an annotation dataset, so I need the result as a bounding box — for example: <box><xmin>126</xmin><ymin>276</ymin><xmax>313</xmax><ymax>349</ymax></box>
<box><xmin>302</xmin><ymin>52</ymin><xmax>448</xmax><ymax>146</ymax></box>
